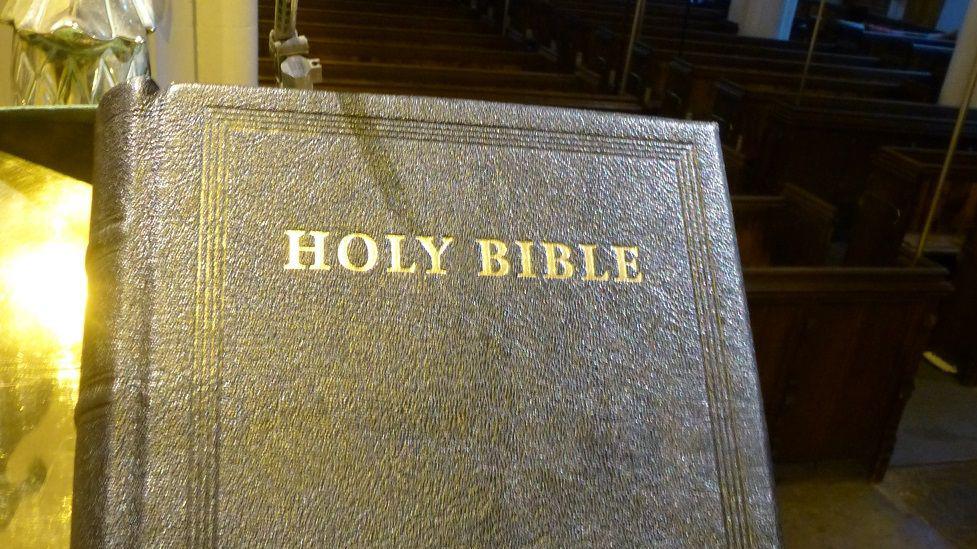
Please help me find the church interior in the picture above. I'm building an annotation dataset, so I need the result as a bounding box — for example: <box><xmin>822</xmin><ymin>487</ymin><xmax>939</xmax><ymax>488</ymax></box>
<box><xmin>1</xmin><ymin>0</ymin><xmax>976</xmax><ymax>546</ymax></box>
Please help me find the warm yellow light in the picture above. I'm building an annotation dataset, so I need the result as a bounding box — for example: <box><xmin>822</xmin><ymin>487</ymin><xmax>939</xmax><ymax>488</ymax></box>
<box><xmin>0</xmin><ymin>151</ymin><xmax>92</xmax><ymax>549</ymax></box>
<box><xmin>1</xmin><ymin>242</ymin><xmax>88</xmax><ymax>346</ymax></box>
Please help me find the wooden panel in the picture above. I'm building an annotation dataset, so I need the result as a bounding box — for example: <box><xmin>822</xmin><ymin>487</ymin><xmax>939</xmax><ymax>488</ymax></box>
<box><xmin>745</xmin><ymin>265</ymin><xmax>950</xmax><ymax>478</ymax></box>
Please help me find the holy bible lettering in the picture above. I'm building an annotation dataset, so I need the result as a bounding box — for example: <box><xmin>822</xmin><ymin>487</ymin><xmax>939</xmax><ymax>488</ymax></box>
<box><xmin>283</xmin><ymin>230</ymin><xmax>644</xmax><ymax>283</ymax></box>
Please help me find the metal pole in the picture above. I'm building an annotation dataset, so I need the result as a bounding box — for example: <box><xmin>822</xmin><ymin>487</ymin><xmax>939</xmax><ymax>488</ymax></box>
<box><xmin>270</xmin><ymin>0</ymin><xmax>322</xmax><ymax>89</ymax></box>
<box><xmin>619</xmin><ymin>0</ymin><xmax>647</xmax><ymax>95</ymax></box>
<box><xmin>797</xmin><ymin>0</ymin><xmax>828</xmax><ymax>102</ymax></box>
<box><xmin>273</xmin><ymin>0</ymin><xmax>297</xmax><ymax>41</ymax></box>
<box><xmin>913</xmin><ymin>54</ymin><xmax>977</xmax><ymax>265</ymax></box>
<box><xmin>501</xmin><ymin>0</ymin><xmax>511</xmax><ymax>36</ymax></box>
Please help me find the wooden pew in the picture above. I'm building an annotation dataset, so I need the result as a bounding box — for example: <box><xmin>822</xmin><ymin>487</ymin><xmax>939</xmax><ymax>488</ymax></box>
<box><xmin>292</xmin><ymin>38</ymin><xmax>555</xmax><ymax>71</ymax></box>
<box><xmin>261</xmin><ymin>20</ymin><xmax>519</xmax><ymax>50</ymax></box>
<box><xmin>624</xmin><ymin>32</ymin><xmax>881</xmax><ymax>99</ymax></box>
<box><xmin>908</xmin><ymin>43</ymin><xmax>953</xmax><ymax>86</ymax></box>
<box><xmin>259</xmin><ymin>1</ymin><xmax>466</xmax><ymax>17</ymax></box>
<box><xmin>732</xmin><ymin>190</ymin><xmax>952</xmax><ymax>478</ymax></box>
<box><xmin>748</xmin><ymin>99</ymin><xmax>977</xmax><ymax>224</ymax></box>
<box><xmin>831</xmin><ymin>21</ymin><xmax>954</xmax><ymax>67</ymax></box>
<box><xmin>467</xmin><ymin>0</ymin><xmax>615</xmax><ymax>75</ymax></box>
<box><xmin>324</xmin><ymin>14</ymin><xmax>483</xmax><ymax>33</ymax></box>
<box><xmin>732</xmin><ymin>185</ymin><xmax>836</xmax><ymax>267</ymax></box>
<box><xmin>258</xmin><ymin>9</ymin><xmax>485</xmax><ymax>33</ymax></box>
<box><xmin>305</xmin><ymin>59</ymin><xmax>591</xmax><ymax>91</ymax></box>
<box><xmin>847</xmin><ymin>147</ymin><xmax>977</xmax><ymax>266</ymax></box>
<box><xmin>257</xmin><ymin>1</ymin><xmax>644</xmax><ymax>112</ymax></box>
<box><xmin>744</xmin><ymin>261</ymin><xmax>950</xmax><ymax>479</ymax></box>
<box><xmin>556</xmin><ymin>0</ymin><xmax>728</xmax><ymax>21</ymax></box>
<box><xmin>497</xmin><ymin>0</ymin><xmax>866</xmax><ymax>93</ymax></box>
<box><xmin>622</xmin><ymin>31</ymin><xmax>842</xmax><ymax>92</ymax></box>
<box><xmin>276</xmin><ymin>77</ymin><xmax>647</xmax><ymax>113</ymax></box>
<box><xmin>644</xmin><ymin>51</ymin><xmax>929</xmax><ymax>105</ymax></box>
<box><xmin>641</xmin><ymin>35</ymin><xmax>881</xmax><ymax>67</ymax></box>
<box><xmin>711</xmin><ymin>80</ymin><xmax>961</xmax><ymax>157</ymax></box>
<box><xmin>662</xmin><ymin>58</ymin><xmax>925</xmax><ymax>120</ymax></box>
<box><xmin>556</xmin><ymin>4</ymin><xmax>737</xmax><ymax>32</ymax></box>
<box><xmin>723</xmin><ymin>144</ymin><xmax>752</xmax><ymax>193</ymax></box>
<box><xmin>841</xmin><ymin>148</ymin><xmax>977</xmax><ymax>387</ymax></box>
<box><xmin>500</xmin><ymin>0</ymin><xmax>748</xmax><ymax>83</ymax></box>
<box><xmin>504</xmin><ymin>0</ymin><xmax>631</xmax><ymax>74</ymax></box>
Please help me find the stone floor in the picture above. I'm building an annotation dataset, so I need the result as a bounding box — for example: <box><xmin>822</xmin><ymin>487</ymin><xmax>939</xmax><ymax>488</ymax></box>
<box><xmin>776</xmin><ymin>365</ymin><xmax>977</xmax><ymax>548</ymax></box>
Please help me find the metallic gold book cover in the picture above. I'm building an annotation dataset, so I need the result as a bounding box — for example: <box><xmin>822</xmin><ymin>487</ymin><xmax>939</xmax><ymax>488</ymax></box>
<box><xmin>73</xmin><ymin>78</ymin><xmax>778</xmax><ymax>547</ymax></box>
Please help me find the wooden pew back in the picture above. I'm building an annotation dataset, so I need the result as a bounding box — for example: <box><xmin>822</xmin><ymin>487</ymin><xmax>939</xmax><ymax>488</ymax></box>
<box><xmin>847</xmin><ymin>147</ymin><xmax>977</xmax><ymax>265</ymax></box>
<box><xmin>663</xmin><ymin>58</ymin><xmax>923</xmax><ymax>120</ymax></box>
<box><xmin>752</xmin><ymin>100</ymin><xmax>977</xmax><ymax>224</ymax></box>
<box><xmin>745</xmin><ymin>261</ymin><xmax>951</xmax><ymax>478</ymax></box>
<box><xmin>732</xmin><ymin>185</ymin><xmax>837</xmax><ymax>267</ymax></box>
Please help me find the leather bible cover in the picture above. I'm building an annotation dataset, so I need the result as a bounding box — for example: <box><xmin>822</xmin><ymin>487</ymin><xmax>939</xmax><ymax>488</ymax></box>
<box><xmin>73</xmin><ymin>77</ymin><xmax>778</xmax><ymax>547</ymax></box>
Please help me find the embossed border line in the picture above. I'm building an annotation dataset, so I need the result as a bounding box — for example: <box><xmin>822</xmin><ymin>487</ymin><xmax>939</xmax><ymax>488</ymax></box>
<box><xmin>190</xmin><ymin>114</ymin><xmax>230</xmax><ymax>548</ymax></box>
<box><xmin>191</xmin><ymin>106</ymin><xmax>753</xmax><ymax>547</ymax></box>
<box><xmin>676</xmin><ymin>149</ymin><xmax>754</xmax><ymax>547</ymax></box>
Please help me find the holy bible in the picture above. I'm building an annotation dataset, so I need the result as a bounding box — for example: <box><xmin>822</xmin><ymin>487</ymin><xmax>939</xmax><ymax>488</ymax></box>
<box><xmin>73</xmin><ymin>77</ymin><xmax>779</xmax><ymax>547</ymax></box>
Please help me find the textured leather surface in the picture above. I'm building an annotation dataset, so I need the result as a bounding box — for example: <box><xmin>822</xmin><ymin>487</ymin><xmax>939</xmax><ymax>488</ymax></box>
<box><xmin>74</xmin><ymin>78</ymin><xmax>778</xmax><ymax>547</ymax></box>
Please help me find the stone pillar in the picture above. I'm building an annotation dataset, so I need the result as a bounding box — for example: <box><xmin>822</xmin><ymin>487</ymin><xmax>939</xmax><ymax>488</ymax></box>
<box><xmin>727</xmin><ymin>0</ymin><xmax>749</xmax><ymax>25</ymax></box>
<box><xmin>150</xmin><ymin>0</ymin><xmax>258</xmax><ymax>87</ymax></box>
<box><xmin>939</xmin><ymin>0</ymin><xmax>977</xmax><ymax>107</ymax></box>
<box><xmin>0</xmin><ymin>23</ymin><xmax>12</xmax><ymax>105</ymax></box>
<box><xmin>196</xmin><ymin>0</ymin><xmax>258</xmax><ymax>86</ymax></box>
<box><xmin>149</xmin><ymin>0</ymin><xmax>197</xmax><ymax>86</ymax></box>
<box><xmin>738</xmin><ymin>0</ymin><xmax>799</xmax><ymax>40</ymax></box>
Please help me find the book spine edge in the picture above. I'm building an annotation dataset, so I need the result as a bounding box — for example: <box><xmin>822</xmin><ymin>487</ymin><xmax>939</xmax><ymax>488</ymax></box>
<box><xmin>71</xmin><ymin>77</ymin><xmax>160</xmax><ymax>549</ymax></box>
